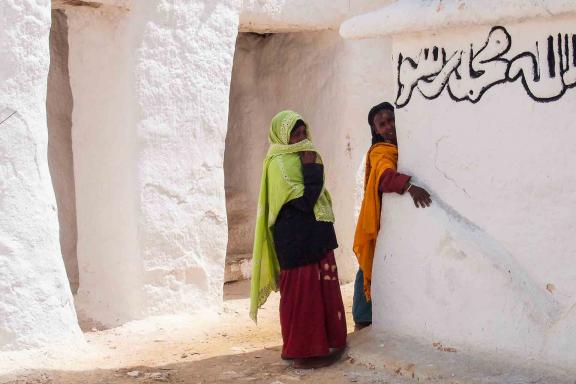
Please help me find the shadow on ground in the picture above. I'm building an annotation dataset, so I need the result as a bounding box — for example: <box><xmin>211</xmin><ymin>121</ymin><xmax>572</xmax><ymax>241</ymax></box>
<box><xmin>0</xmin><ymin>344</ymin><xmax>407</xmax><ymax>384</ymax></box>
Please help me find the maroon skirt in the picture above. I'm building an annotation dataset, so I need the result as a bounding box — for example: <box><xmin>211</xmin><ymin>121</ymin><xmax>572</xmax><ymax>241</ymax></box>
<box><xmin>279</xmin><ymin>250</ymin><xmax>347</xmax><ymax>359</ymax></box>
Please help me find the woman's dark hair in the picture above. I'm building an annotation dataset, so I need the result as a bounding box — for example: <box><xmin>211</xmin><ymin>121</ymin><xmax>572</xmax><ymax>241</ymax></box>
<box><xmin>290</xmin><ymin>119</ymin><xmax>307</xmax><ymax>137</ymax></box>
<box><xmin>293</xmin><ymin>119</ymin><xmax>306</xmax><ymax>131</ymax></box>
<box><xmin>368</xmin><ymin>102</ymin><xmax>395</xmax><ymax>145</ymax></box>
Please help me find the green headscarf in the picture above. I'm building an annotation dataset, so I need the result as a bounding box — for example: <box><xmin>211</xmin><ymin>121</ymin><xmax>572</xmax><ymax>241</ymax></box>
<box><xmin>249</xmin><ymin>110</ymin><xmax>335</xmax><ymax>322</ymax></box>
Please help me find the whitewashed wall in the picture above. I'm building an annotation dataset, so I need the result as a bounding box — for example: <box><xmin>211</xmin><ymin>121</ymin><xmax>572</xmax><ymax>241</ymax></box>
<box><xmin>370</xmin><ymin>16</ymin><xmax>576</xmax><ymax>366</ymax></box>
<box><xmin>135</xmin><ymin>1</ymin><xmax>240</xmax><ymax>320</ymax></box>
<box><xmin>0</xmin><ymin>0</ymin><xmax>81</xmax><ymax>350</ymax></box>
<box><xmin>67</xmin><ymin>0</ymin><xmax>240</xmax><ymax>327</ymax></box>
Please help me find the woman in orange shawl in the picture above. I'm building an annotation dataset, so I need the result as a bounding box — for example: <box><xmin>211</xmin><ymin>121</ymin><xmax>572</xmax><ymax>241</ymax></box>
<box><xmin>352</xmin><ymin>102</ymin><xmax>431</xmax><ymax>330</ymax></box>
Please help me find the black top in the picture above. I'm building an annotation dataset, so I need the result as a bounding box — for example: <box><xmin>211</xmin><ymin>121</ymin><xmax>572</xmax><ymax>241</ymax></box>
<box><xmin>272</xmin><ymin>163</ymin><xmax>338</xmax><ymax>270</ymax></box>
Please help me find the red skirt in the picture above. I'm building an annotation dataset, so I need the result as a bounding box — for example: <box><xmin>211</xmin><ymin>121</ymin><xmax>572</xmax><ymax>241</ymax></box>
<box><xmin>279</xmin><ymin>250</ymin><xmax>347</xmax><ymax>359</ymax></box>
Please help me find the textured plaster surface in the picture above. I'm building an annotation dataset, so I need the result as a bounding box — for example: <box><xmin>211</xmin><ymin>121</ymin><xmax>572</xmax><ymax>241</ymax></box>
<box><xmin>0</xmin><ymin>0</ymin><xmax>81</xmax><ymax>350</ymax></box>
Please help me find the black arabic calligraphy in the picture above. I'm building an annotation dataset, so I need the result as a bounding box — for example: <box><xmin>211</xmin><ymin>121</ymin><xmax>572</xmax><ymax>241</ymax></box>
<box><xmin>396</xmin><ymin>26</ymin><xmax>576</xmax><ymax>108</ymax></box>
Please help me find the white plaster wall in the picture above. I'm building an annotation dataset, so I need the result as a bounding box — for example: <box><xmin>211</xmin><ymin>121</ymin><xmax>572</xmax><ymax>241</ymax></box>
<box><xmin>67</xmin><ymin>0</ymin><xmax>240</xmax><ymax>326</ymax></box>
<box><xmin>0</xmin><ymin>0</ymin><xmax>81</xmax><ymax>350</ymax></box>
<box><xmin>371</xmin><ymin>16</ymin><xmax>576</xmax><ymax>367</ymax></box>
<box><xmin>135</xmin><ymin>0</ymin><xmax>240</xmax><ymax>317</ymax></box>
<box><xmin>225</xmin><ymin>30</ymin><xmax>395</xmax><ymax>282</ymax></box>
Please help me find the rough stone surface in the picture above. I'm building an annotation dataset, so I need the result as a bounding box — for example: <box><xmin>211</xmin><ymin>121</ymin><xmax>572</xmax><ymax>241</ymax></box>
<box><xmin>341</xmin><ymin>0</ymin><xmax>576</xmax><ymax>39</ymax></box>
<box><xmin>371</xmin><ymin>16</ymin><xmax>576</xmax><ymax>367</ymax></box>
<box><xmin>0</xmin><ymin>0</ymin><xmax>81</xmax><ymax>350</ymax></box>
<box><xmin>225</xmin><ymin>30</ymin><xmax>395</xmax><ymax>282</ymax></box>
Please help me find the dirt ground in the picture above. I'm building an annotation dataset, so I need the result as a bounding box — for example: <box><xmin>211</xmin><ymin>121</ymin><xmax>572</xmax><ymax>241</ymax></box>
<box><xmin>0</xmin><ymin>281</ymin><xmax>413</xmax><ymax>384</ymax></box>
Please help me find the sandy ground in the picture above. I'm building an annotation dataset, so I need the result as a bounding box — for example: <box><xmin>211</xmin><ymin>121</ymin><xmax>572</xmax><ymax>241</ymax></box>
<box><xmin>0</xmin><ymin>282</ymin><xmax>413</xmax><ymax>384</ymax></box>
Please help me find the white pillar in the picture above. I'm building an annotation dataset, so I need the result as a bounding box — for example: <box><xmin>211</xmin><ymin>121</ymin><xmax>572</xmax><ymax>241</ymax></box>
<box><xmin>67</xmin><ymin>1</ymin><xmax>240</xmax><ymax>326</ymax></box>
<box><xmin>134</xmin><ymin>1</ymin><xmax>240</xmax><ymax>314</ymax></box>
<box><xmin>0</xmin><ymin>0</ymin><xmax>81</xmax><ymax>350</ymax></box>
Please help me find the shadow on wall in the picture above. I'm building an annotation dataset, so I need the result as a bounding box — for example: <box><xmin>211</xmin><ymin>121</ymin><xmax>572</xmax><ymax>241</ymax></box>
<box><xmin>47</xmin><ymin>9</ymin><xmax>79</xmax><ymax>294</ymax></box>
<box><xmin>223</xmin><ymin>33</ymin><xmax>266</xmax><ymax>283</ymax></box>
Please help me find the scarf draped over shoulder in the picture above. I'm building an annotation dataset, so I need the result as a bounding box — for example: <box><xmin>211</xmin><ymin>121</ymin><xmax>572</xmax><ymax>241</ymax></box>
<box><xmin>353</xmin><ymin>143</ymin><xmax>398</xmax><ymax>301</ymax></box>
<box><xmin>249</xmin><ymin>110</ymin><xmax>335</xmax><ymax>322</ymax></box>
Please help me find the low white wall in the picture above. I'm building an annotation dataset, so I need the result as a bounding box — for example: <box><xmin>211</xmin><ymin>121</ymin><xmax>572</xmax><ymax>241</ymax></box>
<box><xmin>67</xmin><ymin>0</ymin><xmax>239</xmax><ymax>326</ymax></box>
<box><xmin>371</xmin><ymin>15</ymin><xmax>576</xmax><ymax>367</ymax></box>
<box><xmin>226</xmin><ymin>30</ymin><xmax>395</xmax><ymax>282</ymax></box>
<box><xmin>0</xmin><ymin>0</ymin><xmax>81</xmax><ymax>350</ymax></box>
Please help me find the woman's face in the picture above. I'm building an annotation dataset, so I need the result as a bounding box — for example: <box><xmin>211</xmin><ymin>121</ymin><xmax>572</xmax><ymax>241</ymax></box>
<box><xmin>373</xmin><ymin>110</ymin><xmax>396</xmax><ymax>143</ymax></box>
<box><xmin>289</xmin><ymin>124</ymin><xmax>307</xmax><ymax>144</ymax></box>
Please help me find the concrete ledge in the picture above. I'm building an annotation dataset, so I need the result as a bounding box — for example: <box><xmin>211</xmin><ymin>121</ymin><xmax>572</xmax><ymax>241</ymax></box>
<box><xmin>347</xmin><ymin>328</ymin><xmax>575</xmax><ymax>383</ymax></box>
<box><xmin>340</xmin><ymin>0</ymin><xmax>576</xmax><ymax>39</ymax></box>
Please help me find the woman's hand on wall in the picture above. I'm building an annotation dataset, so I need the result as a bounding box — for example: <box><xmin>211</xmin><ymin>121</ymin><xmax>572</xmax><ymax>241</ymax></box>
<box><xmin>407</xmin><ymin>185</ymin><xmax>432</xmax><ymax>208</ymax></box>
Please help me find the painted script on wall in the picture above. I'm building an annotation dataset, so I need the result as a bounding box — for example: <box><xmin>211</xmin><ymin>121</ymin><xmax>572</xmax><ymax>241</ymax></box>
<box><xmin>396</xmin><ymin>26</ymin><xmax>576</xmax><ymax>108</ymax></box>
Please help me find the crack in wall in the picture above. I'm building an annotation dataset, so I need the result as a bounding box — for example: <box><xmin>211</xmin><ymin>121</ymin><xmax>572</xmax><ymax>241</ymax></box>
<box><xmin>0</xmin><ymin>110</ymin><xmax>16</xmax><ymax>126</ymax></box>
<box><xmin>434</xmin><ymin>135</ymin><xmax>471</xmax><ymax>198</ymax></box>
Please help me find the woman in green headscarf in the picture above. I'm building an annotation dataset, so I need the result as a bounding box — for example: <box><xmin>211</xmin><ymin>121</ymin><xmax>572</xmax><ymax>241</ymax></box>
<box><xmin>250</xmin><ymin>110</ymin><xmax>347</xmax><ymax>369</ymax></box>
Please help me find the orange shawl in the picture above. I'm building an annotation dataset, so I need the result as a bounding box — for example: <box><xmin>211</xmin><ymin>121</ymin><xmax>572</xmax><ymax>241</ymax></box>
<box><xmin>353</xmin><ymin>143</ymin><xmax>398</xmax><ymax>301</ymax></box>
